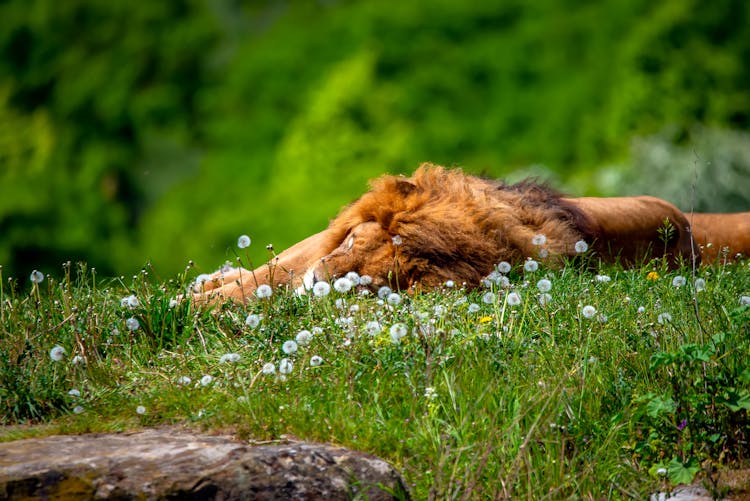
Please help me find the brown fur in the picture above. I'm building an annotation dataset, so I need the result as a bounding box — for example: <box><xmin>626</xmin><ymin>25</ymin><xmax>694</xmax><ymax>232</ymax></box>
<box><xmin>684</xmin><ymin>212</ymin><xmax>750</xmax><ymax>262</ymax></box>
<box><xmin>190</xmin><ymin>164</ymin><xmax>722</xmax><ymax>304</ymax></box>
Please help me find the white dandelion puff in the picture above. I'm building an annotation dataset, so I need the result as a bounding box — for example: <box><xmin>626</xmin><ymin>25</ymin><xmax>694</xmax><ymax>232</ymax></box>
<box><xmin>255</xmin><ymin>284</ymin><xmax>272</xmax><ymax>299</ymax></box>
<box><xmin>295</xmin><ymin>330</ymin><xmax>313</xmax><ymax>346</ymax></box>
<box><xmin>532</xmin><ymin>234</ymin><xmax>547</xmax><ymax>246</ymax></box>
<box><xmin>506</xmin><ymin>292</ymin><xmax>522</xmax><ymax>306</ymax></box>
<box><xmin>333</xmin><ymin>277</ymin><xmax>353</xmax><ymax>293</ymax></box>
<box><xmin>345</xmin><ymin>272</ymin><xmax>360</xmax><ymax>285</ymax></box>
<box><xmin>68</xmin><ymin>389</ymin><xmax>81</xmax><ymax>397</ymax></box>
<box><xmin>468</xmin><ymin>303</ymin><xmax>480</xmax><ymax>313</ymax></box>
<box><xmin>245</xmin><ymin>313</ymin><xmax>261</xmax><ymax>329</ymax></box>
<box><xmin>73</xmin><ymin>405</ymin><xmax>84</xmax><ymax>414</ymax></box>
<box><xmin>536</xmin><ymin>279</ymin><xmax>552</xmax><ymax>292</ymax></box>
<box><xmin>30</xmin><ymin>270</ymin><xmax>45</xmax><ymax>284</ymax></box>
<box><xmin>377</xmin><ymin>286</ymin><xmax>392</xmax><ymax>299</ymax></box>
<box><xmin>310</xmin><ymin>355</ymin><xmax>323</xmax><ymax>367</ymax></box>
<box><xmin>595</xmin><ymin>274</ymin><xmax>611</xmax><ymax>283</ymax></box>
<box><xmin>126</xmin><ymin>317</ymin><xmax>140</xmax><ymax>331</ymax></box>
<box><xmin>386</xmin><ymin>292</ymin><xmax>402</xmax><ymax>306</ymax></box>
<box><xmin>262</xmin><ymin>363</ymin><xmax>276</xmax><ymax>375</ymax></box>
<box><xmin>482</xmin><ymin>292</ymin><xmax>497</xmax><ymax>304</ymax></box>
<box><xmin>672</xmin><ymin>275</ymin><xmax>686</xmax><ymax>287</ymax></box>
<box><xmin>312</xmin><ymin>281</ymin><xmax>331</xmax><ymax>297</ymax></box>
<box><xmin>359</xmin><ymin>275</ymin><xmax>373</xmax><ymax>286</ymax></box>
<box><xmin>574</xmin><ymin>240</ymin><xmax>589</xmax><ymax>253</ymax></box>
<box><xmin>176</xmin><ymin>376</ymin><xmax>192</xmax><ymax>386</ymax></box>
<box><xmin>390</xmin><ymin>323</ymin><xmax>408</xmax><ymax>343</ymax></box>
<box><xmin>282</xmin><ymin>340</ymin><xmax>298</xmax><ymax>355</ymax></box>
<box><xmin>121</xmin><ymin>294</ymin><xmax>139</xmax><ymax>308</ymax></box>
<box><xmin>392</xmin><ymin>235</ymin><xmax>403</xmax><ymax>246</ymax></box>
<box><xmin>200</xmin><ymin>375</ymin><xmax>213</xmax><ymax>386</ymax></box>
<box><xmin>581</xmin><ymin>305</ymin><xmax>597</xmax><ymax>319</ymax></box>
<box><xmin>365</xmin><ymin>320</ymin><xmax>382</xmax><ymax>336</ymax></box>
<box><xmin>497</xmin><ymin>261</ymin><xmax>512</xmax><ymax>274</ymax></box>
<box><xmin>237</xmin><ymin>234</ymin><xmax>251</xmax><ymax>249</ymax></box>
<box><xmin>136</xmin><ymin>405</ymin><xmax>146</xmax><ymax>415</ymax></box>
<box><xmin>740</xmin><ymin>295</ymin><xmax>750</xmax><ymax>306</ymax></box>
<box><xmin>445</xmin><ymin>280</ymin><xmax>455</xmax><ymax>288</ymax></box>
<box><xmin>220</xmin><ymin>353</ymin><xmax>241</xmax><ymax>363</ymax></box>
<box><xmin>279</xmin><ymin>358</ymin><xmax>293</xmax><ymax>375</ymax></box>
<box><xmin>71</xmin><ymin>355</ymin><xmax>85</xmax><ymax>365</ymax></box>
<box><xmin>694</xmin><ymin>278</ymin><xmax>706</xmax><ymax>292</ymax></box>
<box><xmin>538</xmin><ymin>293</ymin><xmax>552</xmax><ymax>306</ymax></box>
<box><xmin>657</xmin><ymin>312</ymin><xmax>672</xmax><ymax>325</ymax></box>
<box><xmin>524</xmin><ymin>259</ymin><xmax>539</xmax><ymax>272</ymax></box>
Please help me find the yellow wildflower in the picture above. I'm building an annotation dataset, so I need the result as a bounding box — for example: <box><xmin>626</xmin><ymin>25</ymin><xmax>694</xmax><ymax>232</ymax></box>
<box><xmin>646</xmin><ymin>271</ymin><xmax>660</xmax><ymax>281</ymax></box>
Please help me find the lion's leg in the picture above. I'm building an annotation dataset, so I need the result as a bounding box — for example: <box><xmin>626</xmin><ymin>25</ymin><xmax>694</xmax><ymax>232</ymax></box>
<box><xmin>190</xmin><ymin>228</ymin><xmax>338</xmax><ymax>305</ymax></box>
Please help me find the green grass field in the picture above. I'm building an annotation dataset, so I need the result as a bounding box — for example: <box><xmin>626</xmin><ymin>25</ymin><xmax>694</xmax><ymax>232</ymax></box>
<box><xmin>1</xmin><ymin>257</ymin><xmax>749</xmax><ymax>499</ymax></box>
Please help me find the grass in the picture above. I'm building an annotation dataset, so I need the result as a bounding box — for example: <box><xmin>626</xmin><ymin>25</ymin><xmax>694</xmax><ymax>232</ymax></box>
<box><xmin>1</xmin><ymin>257</ymin><xmax>749</xmax><ymax>499</ymax></box>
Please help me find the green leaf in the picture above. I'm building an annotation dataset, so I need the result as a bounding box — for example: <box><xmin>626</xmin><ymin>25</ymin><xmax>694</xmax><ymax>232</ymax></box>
<box><xmin>668</xmin><ymin>456</ymin><xmax>700</xmax><ymax>485</ymax></box>
<box><xmin>646</xmin><ymin>395</ymin><xmax>677</xmax><ymax>418</ymax></box>
<box><xmin>718</xmin><ymin>389</ymin><xmax>750</xmax><ymax>412</ymax></box>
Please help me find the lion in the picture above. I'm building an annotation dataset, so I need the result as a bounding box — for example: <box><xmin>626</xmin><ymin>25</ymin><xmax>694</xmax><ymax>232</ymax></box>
<box><xmin>683</xmin><ymin>212</ymin><xmax>750</xmax><ymax>262</ymax></box>
<box><xmin>188</xmin><ymin>163</ymin><xmax>744</xmax><ymax>304</ymax></box>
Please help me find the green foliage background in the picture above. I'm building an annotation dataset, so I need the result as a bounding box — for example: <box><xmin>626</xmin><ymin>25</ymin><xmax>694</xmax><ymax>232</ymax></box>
<box><xmin>2</xmin><ymin>0</ymin><xmax>748</xmax><ymax>278</ymax></box>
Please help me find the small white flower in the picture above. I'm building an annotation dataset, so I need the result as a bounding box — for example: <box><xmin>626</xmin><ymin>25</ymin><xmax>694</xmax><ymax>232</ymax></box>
<box><xmin>282</xmin><ymin>340</ymin><xmax>298</xmax><ymax>355</ymax></box>
<box><xmin>334</xmin><ymin>277</ymin><xmax>353</xmax><ymax>293</ymax></box>
<box><xmin>386</xmin><ymin>292</ymin><xmax>401</xmax><ymax>306</ymax></box>
<box><xmin>126</xmin><ymin>317</ymin><xmax>140</xmax><ymax>331</ymax></box>
<box><xmin>365</xmin><ymin>320</ymin><xmax>382</xmax><ymax>336</ymax></box>
<box><xmin>136</xmin><ymin>405</ymin><xmax>146</xmax><ymax>415</ymax></box>
<box><xmin>538</xmin><ymin>293</ymin><xmax>552</xmax><ymax>306</ymax></box>
<box><xmin>68</xmin><ymin>389</ymin><xmax>81</xmax><ymax>397</ymax></box>
<box><xmin>73</xmin><ymin>405</ymin><xmax>84</xmax><ymax>414</ymax></box>
<box><xmin>50</xmin><ymin>345</ymin><xmax>66</xmax><ymax>361</ymax></box>
<box><xmin>121</xmin><ymin>294</ymin><xmax>139</xmax><ymax>308</ymax></box>
<box><xmin>468</xmin><ymin>303</ymin><xmax>480</xmax><ymax>313</ymax></box>
<box><xmin>532</xmin><ymin>234</ymin><xmax>547</xmax><ymax>246</ymax></box>
<box><xmin>279</xmin><ymin>358</ymin><xmax>293</xmax><ymax>374</ymax></box>
<box><xmin>637</xmin><ymin>306</ymin><xmax>646</xmax><ymax>314</ymax></box>
<box><xmin>595</xmin><ymin>274</ymin><xmax>611</xmax><ymax>283</ymax></box>
<box><xmin>262</xmin><ymin>363</ymin><xmax>276</xmax><ymax>375</ymax></box>
<box><xmin>672</xmin><ymin>275</ymin><xmax>686</xmax><ymax>287</ymax></box>
<box><xmin>536</xmin><ymin>279</ymin><xmax>552</xmax><ymax>292</ymax></box>
<box><xmin>220</xmin><ymin>353</ymin><xmax>241</xmax><ymax>363</ymax></box>
<box><xmin>310</xmin><ymin>355</ymin><xmax>323</xmax><ymax>367</ymax></box>
<box><xmin>359</xmin><ymin>275</ymin><xmax>373</xmax><ymax>286</ymax></box>
<box><xmin>176</xmin><ymin>376</ymin><xmax>192</xmax><ymax>386</ymax></box>
<box><xmin>255</xmin><ymin>284</ymin><xmax>272</xmax><ymax>299</ymax></box>
<box><xmin>296</xmin><ymin>330</ymin><xmax>313</xmax><ymax>346</ymax></box>
<box><xmin>497</xmin><ymin>261</ymin><xmax>512</xmax><ymax>274</ymax></box>
<box><xmin>574</xmin><ymin>240</ymin><xmax>589</xmax><ymax>253</ymax></box>
<box><xmin>657</xmin><ymin>312</ymin><xmax>672</xmax><ymax>325</ymax></box>
<box><xmin>345</xmin><ymin>272</ymin><xmax>360</xmax><ymax>285</ymax></box>
<box><xmin>313</xmin><ymin>281</ymin><xmax>331</xmax><ymax>297</ymax></box>
<box><xmin>392</xmin><ymin>235</ymin><xmax>403</xmax><ymax>246</ymax></box>
<box><xmin>30</xmin><ymin>270</ymin><xmax>44</xmax><ymax>284</ymax></box>
<box><xmin>200</xmin><ymin>375</ymin><xmax>213</xmax><ymax>386</ymax></box>
<box><xmin>694</xmin><ymin>278</ymin><xmax>706</xmax><ymax>292</ymax></box>
<box><xmin>482</xmin><ymin>292</ymin><xmax>497</xmax><ymax>304</ymax></box>
<box><xmin>245</xmin><ymin>313</ymin><xmax>261</xmax><ymax>329</ymax></box>
<box><xmin>506</xmin><ymin>292</ymin><xmax>522</xmax><ymax>306</ymax></box>
<box><xmin>445</xmin><ymin>280</ymin><xmax>455</xmax><ymax>288</ymax></box>
<box><xmin>424</xmin><ymin>387</ymin><xmax>438</xmax><ymax>399</ymax></box>
<box><xmin>741</xmin><ymin>296</ymin><xmax>750</xmax><ymax>306</ymax></box>
<box><xmin>656</xmin><ymin>467</ymin><xmax>668</xmax><ymax>476</ymax></box>
<box><xmin>237</xmin><ymin>234</ymin><xmax>251</xmax><ymax>249</ymax></box>
<box><xmin>377</xmin><ymin>286</ymin><xmax>392</xmax><ymax>299</ymax></box>
<box><xmin>71</xmin><ymin>355</ymin><xmax>85</xmax><ymax>365</ymax></box>
<box><xmin>390</xmin><ymin>323</ymin><xmax>408</xmax><ymax>343</ymax></box>
<box><xmin>524</xmin><ymin>259</ymin><xmax>539</xmax><ymax>273</ymax></box>
<box><xmin>581</xmin><ymin>305</ymin><xmax>597</xmax><ymax>319</ymax></box>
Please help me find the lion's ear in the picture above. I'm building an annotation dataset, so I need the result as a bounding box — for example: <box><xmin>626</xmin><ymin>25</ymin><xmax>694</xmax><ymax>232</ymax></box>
<box><xmin>394</xmin><ymin>180</ymin><xmax>416</xmax><ymax>196</ymax></box>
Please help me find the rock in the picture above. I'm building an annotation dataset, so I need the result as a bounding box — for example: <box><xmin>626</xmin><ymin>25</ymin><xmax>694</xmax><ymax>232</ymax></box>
<box><xmin>0</xmin><ymin>428</ymin><xmax>410</xmax><ymax>500</ymax></box>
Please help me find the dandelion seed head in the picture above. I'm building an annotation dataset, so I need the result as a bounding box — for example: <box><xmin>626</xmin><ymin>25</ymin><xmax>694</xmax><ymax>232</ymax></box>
<box><xmin>497</xmin><ymin>261</ymin><xmax>512</xmax><ymax>274</ymax></box>
<box><xmin>255</xmin><ymin>284</ymin><xmax>273</xmax><ymax>299</ymax></box>
<box><xmin>536</xmin><ymin>279</ymin><xmax>552</xmax><ymax>292</ymax></box>
<box><xmin>574</xmin><ymin>240</ymin><xmax>589</xmax><ymax>253</ymax></box>
<box><xmin>68</xmin><ymin>389</ymin><xmax>81</xmax><ymax>397</ymax></box>
<box><xmin>506</xmin><ymin>292</ymin><xmax>522</xmax><ymax>306</ymax></box>
<box><xmin>345</xmin><ymin>272</ymin><xmax>360</xmax><ymax>285</ymax></box>
<box><xmin>310</xmin><ymin>355</ymin><xmax>323</xmax><ymax>367</ymax></box>
<box><xmin>200</xmin><ymin>375</ymin><xmax>213</xmax><ymax>386</ymax></box>
<box><xmin>377</xmin><ymin>286</ymin><xmax>392</xmax><ymax>299</ymax></box>
<box><xmin>282</xmin><ymin>340</ymin><xmax>298</xmax><ymax>354</ymax></box>
<box><xmin>386</xmin><ymin>292</ymin><xmax>401</xmax><ymax>306</ymax></box>
<box><xmin>740</xmin><ymin>295</ymin><xmax>750</xmax><ymax>306</ymax></box>
<box><xmin>532</xmin><ymin>234</ymin><xmax>547</xmax><ymax>246</ymax></box>
<box><xmin>136</xmin><ymin>405</ymin><xmax>146</xmax><ymax>415</ymax></box>
<box><xmin>359</xmin><ymin>275</ymin><xmax>373</xmax><ymax>286</ymax></box>
<box><xmin>262</xmin><ymin>363</ymin><xmax>276</xmax><ymax>375</ymax></box>
<box><xmin>657</xmin><ymin>312</ymin><xmax>672</xmax><ymax>324</ymax></box>
<box><xmin>245</xmin><ymin>313</ymin><xmax>261</xmax><ymax>329</ymax></box>
<box><xmin>176</xmin><ymin>376</ymin><xmax>192</xmax><ymax>386</ymax></box>
<box><xmin>637</xmin><ymin>306</ymin><xmax>646</xmax><ymax>314</ymax></box>
<box><xmin>50</xmin><ymin>345</ymin><xmax>66</xmax><ymax>361</ymax></box>
<box><xmin>445</xmin><ymin>280</ymin><xmax>455</xmax><ymax>288</ymax></box>
<box><xmin>694</xmin><ymin>278</ymin><xmax>706</xmax><ymax>292</ymax></box>
<box><xmin>220</xmin><ymin>353</ymin><xmax>241</xmax><ymax>363</ymax></box>
<box><xmin>312</xmin><ymin>281</ymin><xmax>331</xmax><ymax>297</ymax></box>
<box><xmin>279</xmin><ymin>358</ymin><xmax>293</xmax><ymax>374</ymax></box>
<box><xmin>524</xmin><ymin>259</ymin><xmax>539</xmax><ymax>273</ymax></box>
<box><xmin>195</xmin><ymin>273</ymin><xmax>211</xmax><ymax>285</ymax></box>
<box><xmin>538</xmin><ymin>293</ymin><xmax>552</xmax><ymax>306</ymax></box>
<box><xmin>390</xmin><ymin>323</ymin><xmax>408</xmax><ymax>343</ymax></box>
<box><xmin>121</xmin><ymin>294</ymin><xmax>139</xmax><ymax>308</ymax></box>
<box><xmin>126</xmin><ymin>317</ymin><xmax>140</xmax><ymax>331</ymax></box>
<box><xmin>333</xmin><ymin>277</ymin><xmax>353</xmax><ymax>293</ymax></box>
<box><xmin>237</xmin><ymin>234</ymin><xmax>251</xmax><ymax>249</ymax></box>
<box><xmin>468</xmin><ymin>303</ymin><xmax>480</xmax><ymax>313</ymax></box>
<box><xmin>30</xmin><ymin>270</ymin><xmax>44</xmax><ymax>284</ymax></box>
<box><xmin>581</xmin><ymin>305</ymin><xmax>597</xmax><ymax>319</ymax></box>
<box><xmin>482</xmin><ymin>292</ymin><xmax>496</xmax><ymax>304</ymax></box>
<box><xmin>365</xmin><ymin>320</ymin><xmax>382</xmax><ymax>336</ymax></box>
<box><xmin>73</xmin><ymin>405</ymin><xmax>84</xmax><ymax>414</ymax></box>
<box><xmin>391</xmin><ymin>235</ymin><xmax>403</xmax><ymax>246</ymax></box>
<box><xmin>672</xmin><ymin>275</ymin><xmax>686</xmax><ymax>287</ymax></box>
<box><xmin>295</xmin><ymin>330</ymin><xmax>313</xmax><ymax>346</ymax></box>
<box><xmin>71</xmin><ymin>355</ymin><xmax>85</xmax><ymax>365</ymax></box>
<box><xmin>595</xmin><ymin>274</ymin><xmax>611</xmax><ymax>283</ymax></box>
